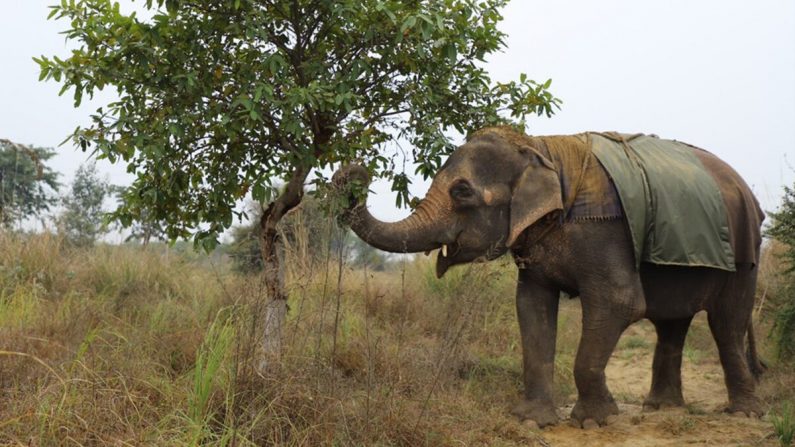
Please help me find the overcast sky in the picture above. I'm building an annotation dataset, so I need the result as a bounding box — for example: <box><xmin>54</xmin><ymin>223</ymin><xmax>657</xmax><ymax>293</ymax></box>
<box><xmin>1</xmin><ymin>0</ymin><xmax>793</xmax><ymax>229</ymax></box>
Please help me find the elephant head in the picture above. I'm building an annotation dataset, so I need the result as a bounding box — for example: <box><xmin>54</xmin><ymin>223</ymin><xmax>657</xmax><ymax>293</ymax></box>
<box><xmin>333</xmin><ymin>128</ymin><xmax>564</xmax><ymax>277</ymax></box>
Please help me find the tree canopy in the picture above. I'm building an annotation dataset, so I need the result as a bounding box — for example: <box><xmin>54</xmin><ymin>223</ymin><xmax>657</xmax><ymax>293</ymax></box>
<box><xmin>0</xmin><ymin>140</ymin><xmax>60</xmax><ymax>227</ymax></box>
<box><xmin>37</xmin><ymin>0</ymin><xmax>559</xmax><ymax>250</ymax></box>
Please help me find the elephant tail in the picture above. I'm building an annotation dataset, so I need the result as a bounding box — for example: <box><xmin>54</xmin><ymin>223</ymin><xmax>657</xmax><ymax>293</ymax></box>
<box><xmin>746</xmin><ymin>318</ymin><xmax>767</xmax><ymax>381</ymax></box>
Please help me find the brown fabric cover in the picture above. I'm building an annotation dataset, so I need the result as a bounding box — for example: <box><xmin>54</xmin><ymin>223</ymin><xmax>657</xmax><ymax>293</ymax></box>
<box><xmin>527</xmin><ymin>135</ymin><xmax>624</xmax><ymax>222</ymax></box>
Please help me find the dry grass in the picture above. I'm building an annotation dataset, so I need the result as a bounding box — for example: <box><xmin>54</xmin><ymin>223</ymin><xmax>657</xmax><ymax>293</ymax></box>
<box><xmin>0</xmin><ymin>231</ymin><xmax>791</xmax><ymax>446</ymax></box>
<box><xmin>0</xmin><ymin>231</ymin><xmax>536</xmax><ymax>446</ymax></box>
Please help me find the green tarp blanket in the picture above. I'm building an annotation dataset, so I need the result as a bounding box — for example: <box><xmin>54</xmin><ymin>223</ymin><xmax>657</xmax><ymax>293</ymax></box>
<box><xmin>589</xmin><ymin>132</ymin><xmax>735</xmax><ymax>271</ymax></box>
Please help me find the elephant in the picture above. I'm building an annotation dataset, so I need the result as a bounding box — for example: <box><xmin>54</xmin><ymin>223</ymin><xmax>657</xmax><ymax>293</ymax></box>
<box><xmin>332</xmin><ymin>126</ymin><xmax>765</xmax><ymax>428</ymax></box>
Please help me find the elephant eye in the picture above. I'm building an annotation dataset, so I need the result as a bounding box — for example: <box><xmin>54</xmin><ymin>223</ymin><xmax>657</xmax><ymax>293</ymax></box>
<box><xmin>450</xmin><ymin>180</ymin><xmax>475</xmax><ymax>202</ymax></box>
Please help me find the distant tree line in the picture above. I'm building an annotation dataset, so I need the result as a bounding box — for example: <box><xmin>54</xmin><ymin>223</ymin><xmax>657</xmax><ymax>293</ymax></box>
<box><xmin>1</xmin><ymin>139</ymin><xmax>390</xmax><ymax>267</ymax></box>
<box><xmin>0</xmin><ymin>140</ymin><xmax>59</xmax><ymax>226</ymax></box>
<box><xmin>1</xmin><ymin>139</ymin><xmax>113</xmax><ymax>246</ymax></box>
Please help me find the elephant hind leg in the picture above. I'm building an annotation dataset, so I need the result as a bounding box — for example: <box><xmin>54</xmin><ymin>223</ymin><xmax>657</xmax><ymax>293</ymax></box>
<box><xmin>707</xmin><ymin>267</ymin><xmax>763</xmax><ymax>416</ymax></box>
<box><xmin>644</xmin><ymin>317</ymin><xmax>693</xmax><ymax>410</ymax></box>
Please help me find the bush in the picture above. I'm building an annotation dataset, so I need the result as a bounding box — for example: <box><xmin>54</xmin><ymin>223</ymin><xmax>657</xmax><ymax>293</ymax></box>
<box><xmin>767</xmin><ymin>184</ymin><xmax>795</xmax><ymax>362</ymax></box>
<box><xmin>772</xmin><ymin>288</ymin><xmax>795</xmax><ymax>361</ymax></box>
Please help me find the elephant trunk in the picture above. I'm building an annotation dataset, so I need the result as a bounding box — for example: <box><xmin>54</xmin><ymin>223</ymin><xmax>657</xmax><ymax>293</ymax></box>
<box><xmin>334</xmin><ymin>165</ymin><xmax>456</xmax><ymax>254</ymax></box>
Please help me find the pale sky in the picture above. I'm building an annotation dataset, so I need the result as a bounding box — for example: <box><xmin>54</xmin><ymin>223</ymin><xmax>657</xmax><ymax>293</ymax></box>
<box><xmin>1</xmin><ymin>0</ymin><xmax>793</xmax><ymax>230</ymax></box>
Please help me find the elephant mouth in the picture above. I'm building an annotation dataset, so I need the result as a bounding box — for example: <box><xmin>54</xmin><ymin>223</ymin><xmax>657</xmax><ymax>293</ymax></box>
<box><xmin>434</xmin><ymin>237</ymin><xmax>508</xmax><ymax>278</ymax></box>
<box><xmin>427</xmin><ymin>228</ymin><xmax>464</xmax><ymax>278</ymax></box>
<box><xmin>435</xmin><ymin>241</ymin><xmax>460</xmax><ymax>278</ymax></box>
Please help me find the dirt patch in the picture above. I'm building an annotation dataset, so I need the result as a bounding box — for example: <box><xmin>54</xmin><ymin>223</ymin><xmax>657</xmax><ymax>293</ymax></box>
<box><xmin>533</xmin><ymin>313</ymin><xmax>777</xmax><ymax>446</ymax></box>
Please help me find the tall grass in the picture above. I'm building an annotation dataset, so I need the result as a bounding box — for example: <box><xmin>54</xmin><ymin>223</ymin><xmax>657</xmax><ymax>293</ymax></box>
<box><xmin>186</xmin><ymin>312</ymin><xmax>235</xmax><ymax>445</ymax></box>
<box><xmin>1</xmin><ymin>226</ymin><xmax>789</xmax><ymax>445</ymax></box>
<box><xmin>0</xmin><ymin>228</ymin><xmax>538</xmax><ymax>445</ymax></box>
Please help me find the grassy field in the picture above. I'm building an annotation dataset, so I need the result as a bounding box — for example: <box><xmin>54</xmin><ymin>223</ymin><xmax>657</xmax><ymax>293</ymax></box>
<box><xmin>0</xmin><ymin>231</ymin><xmax>793</xmax><ymax>446</ymax></box>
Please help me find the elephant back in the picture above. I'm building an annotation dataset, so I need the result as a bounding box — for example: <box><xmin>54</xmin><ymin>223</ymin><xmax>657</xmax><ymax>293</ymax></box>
<box><xmin>689</xmin><ymin>146</ymin><xmax>764</xmax><ymax>267</ymax></box>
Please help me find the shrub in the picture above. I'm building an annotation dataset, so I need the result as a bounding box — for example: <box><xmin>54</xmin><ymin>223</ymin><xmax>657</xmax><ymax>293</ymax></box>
<box><xmin>767</xmin><ymin>184</ymin><xmax>795</xmax><ymax>362</ymax></box>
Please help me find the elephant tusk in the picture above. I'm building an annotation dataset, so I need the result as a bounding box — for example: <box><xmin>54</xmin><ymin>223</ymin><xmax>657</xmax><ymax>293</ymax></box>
<box><xmin>441</xmin><ymin>244</ymin><xmax>448</xmax><ymax>257</ymax></box>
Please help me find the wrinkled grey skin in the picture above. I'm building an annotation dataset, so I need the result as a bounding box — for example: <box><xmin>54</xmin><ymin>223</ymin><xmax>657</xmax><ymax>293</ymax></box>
<box><xmin>333</xmin><ymin>132</ymin><xmax>764</xmax><ymax>428</ymax></box>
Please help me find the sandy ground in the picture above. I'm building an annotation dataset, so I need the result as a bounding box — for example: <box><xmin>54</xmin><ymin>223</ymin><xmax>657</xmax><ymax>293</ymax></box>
<box><xmin>527</xmin><ymin>315</ymin><xmax>778</xmax><ymax>446</ymax></box>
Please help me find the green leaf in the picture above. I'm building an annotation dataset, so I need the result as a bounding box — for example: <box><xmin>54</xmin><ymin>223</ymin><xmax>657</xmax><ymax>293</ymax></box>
<box><xmin>445</xmin><ymin>44</ymin><xmax>457</xmax><ymax>62</ymax></box>
<box><xmin>38</xmin><ymin>66</ymin><xmax>50</xmax><ymax>81</ymax></box>
<box><xmin>252</xmin><ymin>182</ymin><xmax>266</xmax><ymax>202</ymax></box>
<box><xmin>401</xmin><ymin>16</ymin><xmax>417</xmax><ymax>33</ymax></box>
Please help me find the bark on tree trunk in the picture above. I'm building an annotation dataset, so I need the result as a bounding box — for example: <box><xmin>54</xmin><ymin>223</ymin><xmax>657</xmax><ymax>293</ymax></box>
<box><xmin>256</xmin><ymin>166</ymin><xmax>308</xmax><ymax>372</ymax></box>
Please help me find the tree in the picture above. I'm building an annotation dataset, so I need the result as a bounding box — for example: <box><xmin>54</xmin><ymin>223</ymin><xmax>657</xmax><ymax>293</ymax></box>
<box><xmin>228</xmin><ymin>196</ymin><xmax>387</xmax><ymax>274</ymax></box>
<box><xmin>227</xmin><ymin>196</ymin><xmax>339</xmax><ymax>274</ymax></box>
<box><xmin>37</xmin><ymin>0</ymin><xmax>559</xmax><ymax>364</ymax></box>
<box><xmin>0</xmin><ymin>140</ymin><xmax>60</xmax><ymax>227</ymax></box>
<box><xmin>123</xmin><ymin>209</ymin><xmax>169</xmax><ymax>246</ymax></box>
<box><xmin>114</xmin><ymin>186</ymin><xmax>169</xmax><ymax>246</ymax></box>
<box><xmin>59</xmin><ymin>162</ymin><xmax>113</xmax><ymax>247</ymax></box>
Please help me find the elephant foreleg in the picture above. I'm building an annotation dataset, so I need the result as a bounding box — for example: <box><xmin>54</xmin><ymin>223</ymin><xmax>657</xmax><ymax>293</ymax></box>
<box><xmin>512</xmin><ymin>269</ymin><xmax>560</xmax><ymax>427</ymax></box>
<box><xmin>644</xmin><ymin>317</ymin><xmax>693</xmax><ymax>410</ymax></box>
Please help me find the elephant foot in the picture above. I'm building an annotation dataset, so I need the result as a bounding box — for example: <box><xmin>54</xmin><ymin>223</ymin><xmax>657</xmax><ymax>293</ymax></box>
<box><xmin>643</xmin><ymin>391</ymin><xmax>685</xmax><ymax>411</ymax></box>
<box><xmin>726</xmin><ymin>396</ymin><xmax>764</xmax><ymax>418</ymax></box>
<box><xmin>511</xmin><ymin>398</ymin><xmax>559</xmax><ymax>428</ymax></box>
<box><xmin>570</xmin><ymin>396</ymin><xmax>619</xmax><ymax>428</ymax></box>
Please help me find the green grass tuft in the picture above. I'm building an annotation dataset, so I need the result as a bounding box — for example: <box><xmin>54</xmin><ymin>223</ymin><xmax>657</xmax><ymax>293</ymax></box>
<box><xmin>187</xmin><ymin>311</ymin><xmax>235</xmax><ymax>445</ymax></box>
<box><xmin>772</xmin><ymin>401</ymin><xmax>795</xmax><ymax>446</ymax></box>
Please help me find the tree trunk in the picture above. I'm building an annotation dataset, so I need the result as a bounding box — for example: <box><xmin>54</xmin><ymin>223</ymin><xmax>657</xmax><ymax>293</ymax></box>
<box><xmin>256</xmin><ymin>166</ymin><xmax>308</xmax><ymax>372</ymax></box>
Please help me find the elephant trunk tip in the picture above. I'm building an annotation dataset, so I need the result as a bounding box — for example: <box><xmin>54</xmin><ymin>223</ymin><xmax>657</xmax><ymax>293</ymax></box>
<box><xmin>332</xmin><ymin>163</ymin><xmax>452</xmax><ymax>255</ymax></box>
<box><xmin>332</xmin><ymin>164</ymin><xmax>372</xmax><ymax>215</ymax></box>
<box><xmin>333</xmin><ymin>164</ymin><xmax>371</xmax><ymax>190</ymax></box>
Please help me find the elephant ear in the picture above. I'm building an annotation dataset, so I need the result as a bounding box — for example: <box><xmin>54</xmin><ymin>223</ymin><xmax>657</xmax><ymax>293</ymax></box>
<box><xmin>507</xmin><ymin>149</ymin><xmax>563</xmax><ymax>247</ymax></box>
